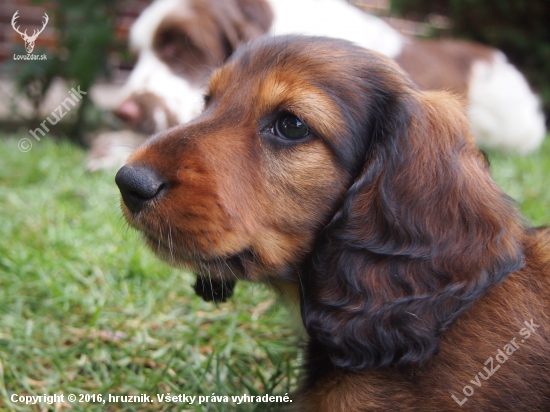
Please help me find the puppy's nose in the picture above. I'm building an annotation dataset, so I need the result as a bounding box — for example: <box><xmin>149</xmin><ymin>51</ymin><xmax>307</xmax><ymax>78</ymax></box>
<box><xmin>114</xmin><ymin>99</ymin><xmax>141</xmax><ymax>124</ymax></box>
<box><xmin>115</xmin><ymin>165</ymin><xmax>166</xmax><ymax>213</ymax></box>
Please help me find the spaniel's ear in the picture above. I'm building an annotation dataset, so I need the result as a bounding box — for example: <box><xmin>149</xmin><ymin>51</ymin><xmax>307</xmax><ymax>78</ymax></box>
<box><xmin>194</xmin><ymin>275</ymin><xmax>236</xmax><ymax>303</ymax></box>
<box><xmin>235</xmin><ymin>0</ymin><xmax>273</xmax><ymax>35</ymax></box>
<box><xmin>300</xmin><ymin>89</ymin><xmax>526</xmax><ymax>370</ymax></box>
<box><xmin>211</xmin><ymin>0</ymin><xmax>273</xmax><ymax>55</ymax></box>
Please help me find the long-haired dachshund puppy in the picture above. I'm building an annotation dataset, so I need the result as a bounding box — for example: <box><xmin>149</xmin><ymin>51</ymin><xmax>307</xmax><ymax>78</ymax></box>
<box><xmin>116</xmin><ymin>36</ymin><xmax>550</xmax><ymax>410</ymax></box>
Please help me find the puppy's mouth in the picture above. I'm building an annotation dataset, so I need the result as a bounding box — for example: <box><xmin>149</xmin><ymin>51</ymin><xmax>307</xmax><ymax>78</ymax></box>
<box><xmin>142</xmin><ymin>231</ymin><xmax>253</xmax><ymax>280</ymax></box>
<box><xmin>120</xmin><ymin>192</ymin><xmax>290</xmax><ymax>284</ymax></box>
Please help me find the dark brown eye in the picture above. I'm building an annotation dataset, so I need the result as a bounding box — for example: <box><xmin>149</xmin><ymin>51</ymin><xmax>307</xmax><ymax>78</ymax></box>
<box><xmin>274</xmin><ymin>113</ymin><xmax>310</xmax><ymax>140</ymax></box>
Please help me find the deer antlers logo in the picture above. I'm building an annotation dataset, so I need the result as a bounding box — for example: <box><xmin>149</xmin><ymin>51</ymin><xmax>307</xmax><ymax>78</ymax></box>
<box><xmin>12</xmin><ymin>10</ymin><xmax>49</xmax><ymax>54</ymax></box>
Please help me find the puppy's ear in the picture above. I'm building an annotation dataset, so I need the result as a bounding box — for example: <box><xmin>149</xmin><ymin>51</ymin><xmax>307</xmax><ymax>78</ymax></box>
<box><xmin>211</xmin><ymin>0</ymin><xmax>273</xmax><ymax>55</ymax></box>
<box><xmin>301</xmin><ymin>88</ymin><xmax>526</xmax><ymax>370</ymax></box>
<box><xmin>194</xmin><ymin>275</ymin><xmax>236</xmax><ymax>303</ymax></box>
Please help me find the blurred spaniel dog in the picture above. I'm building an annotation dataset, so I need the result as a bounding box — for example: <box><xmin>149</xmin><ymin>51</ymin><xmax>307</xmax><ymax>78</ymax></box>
<box><xmin>113</xmin><ymin>0</ymin><xmax>545</xmax><ymax>154</ymax></box>
<box><xmin>116</xmin><ymin>36</ymin><xmax>550</xmax><ymax>410</ymax></box>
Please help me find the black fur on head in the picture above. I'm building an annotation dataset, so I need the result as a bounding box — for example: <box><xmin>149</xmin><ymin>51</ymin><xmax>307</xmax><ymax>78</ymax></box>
<box><xmin>297</xmin><ymin>43</ymin><xmax>525</xmax><ymax>371</ymax></box>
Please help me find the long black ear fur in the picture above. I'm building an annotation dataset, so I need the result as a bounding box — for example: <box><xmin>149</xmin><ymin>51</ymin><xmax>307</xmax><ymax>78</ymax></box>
<box><xmin>300</xmin><ymin>81</ymin><xmax>525</xmax><ymax>370</ymax></box>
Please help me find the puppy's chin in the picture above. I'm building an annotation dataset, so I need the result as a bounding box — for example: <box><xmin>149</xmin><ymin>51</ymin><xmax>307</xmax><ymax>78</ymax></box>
<box><xmin>142</xmin><ymin>232</ymin><xmax>247</xmax><ymax>277</ymax></box>
<box><xmin>143</xmin><ymin>233</ymin><xmax>299</xmax><ymax>295</ymax></box>
<box><xmin>139</xmin><ymin>230</ymin><xmax>247</xmax><ymax>302</ymax></box>
<box><xmin>193</xmin><ymin>275</ymin><xmax>236</xmax><ymax>303</ymax></box>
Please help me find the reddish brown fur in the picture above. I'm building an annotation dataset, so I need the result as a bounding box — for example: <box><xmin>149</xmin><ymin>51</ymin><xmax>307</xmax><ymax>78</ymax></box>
<box><xmin>119</xmin><ymin>0</ymin><xmax>274</xmax><ymax>135</ymax></box>
<box><xmin>396</xmin><ymin>38</ymin><xmax>495</xmax><ymax>95</ymax></box>
<box><xmin>119</xmin><ymin>36</ymin><xmax>550</xmax><ymax>410</ymax></box>
<box><xmin>294</xmin><ymin>230</ymin><xmax>550</xmax><ymax>411</ymax></box>
<box><xmin>153</xmin><ymin>0</ymin><xmax>273</xmax><ymax>84</ymax></box>
<box><xmin>120</xmin><ymin>0</ymin><xmax>507</xmax><ymax>139</ymax></box>
<box><xmin>151</xmin><ymin>1</ymin><xmax>495</xmax><ymax>97</ymax></box>
<box><xmin>125</xmin><ymin>38</ymin><xmax>349</xmax><ymax>283</ymax></box>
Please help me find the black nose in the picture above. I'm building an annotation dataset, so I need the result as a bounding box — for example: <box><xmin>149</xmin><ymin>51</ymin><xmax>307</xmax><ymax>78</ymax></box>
<box><xmin>115</xmin><ymin>165</ymin><xmax>167</xmax><ymax>213</ymax></box>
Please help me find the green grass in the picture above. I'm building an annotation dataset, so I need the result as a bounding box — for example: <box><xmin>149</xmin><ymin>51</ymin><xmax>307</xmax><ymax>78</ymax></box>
<box><xmin>488</xmin><ymin>140</ymin><xmax>550</xmax><ymax>226</ymax></box>
<box><xmin>0</xmin><ymin>134</ymin><xmax>549</xmax><ymax>411</ymax></box>
<box><xmin>0</xmin><ymin>136</ymin><xmax>299</xmax><ymax>411</ymax></box>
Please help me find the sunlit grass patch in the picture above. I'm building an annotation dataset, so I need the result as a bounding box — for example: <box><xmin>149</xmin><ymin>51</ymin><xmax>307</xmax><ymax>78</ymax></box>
<box><xmin>0</xmin><ymin>136</ymin><xmax>299</xmax><ymax>411</ymax></box>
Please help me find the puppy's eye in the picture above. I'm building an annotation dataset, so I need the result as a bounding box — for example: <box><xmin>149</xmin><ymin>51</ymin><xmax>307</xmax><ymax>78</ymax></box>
<box><xmin>274</xmin><ymin>113</ymin><xmax>310</xmax><ymax>140</ymax></box>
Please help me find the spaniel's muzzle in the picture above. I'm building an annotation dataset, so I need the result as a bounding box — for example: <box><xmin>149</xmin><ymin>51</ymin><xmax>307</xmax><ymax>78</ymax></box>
<box><xmin>113</xmin><ymin>0</ymin><xmax>545</xmax><ymax>154</ymax></box>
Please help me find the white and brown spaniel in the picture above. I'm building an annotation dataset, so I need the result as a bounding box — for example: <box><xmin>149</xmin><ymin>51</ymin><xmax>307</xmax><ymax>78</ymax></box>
<box><xmin>112</xmin><ymin>0</ymin><xmax>545</xmax><ymax>155</ymax></box>
<box><xmin>115</xmin><ymin>35</ymin><xmax>550</xmax><ymax>411</ymax></box>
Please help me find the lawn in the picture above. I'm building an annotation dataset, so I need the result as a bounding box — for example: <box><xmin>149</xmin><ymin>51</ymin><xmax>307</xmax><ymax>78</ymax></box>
<box><xmin>0</xmin><ymin>135</ymin><xmax>299</xmax><ymax>411</ymax></box>
<box><xmin>0</xmin><ymin>133</ymin><xmax>549</xmax><ymax>411</ymax></box>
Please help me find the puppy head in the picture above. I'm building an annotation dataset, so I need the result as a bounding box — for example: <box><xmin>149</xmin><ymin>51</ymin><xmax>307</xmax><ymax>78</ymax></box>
<box><xmin>115</xmin><ymin>0</ymin><xmax>273</xmax><ymax>134</ymax></box>
<box><xmin>117</xmin><ymin>36</ymin><xmax>367</xmax><ymax>283</ymax></box>
<box><xmin>116</xmin><ymin>36</ymin><xmax>525</xmax><ymax>366</ymax></box>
